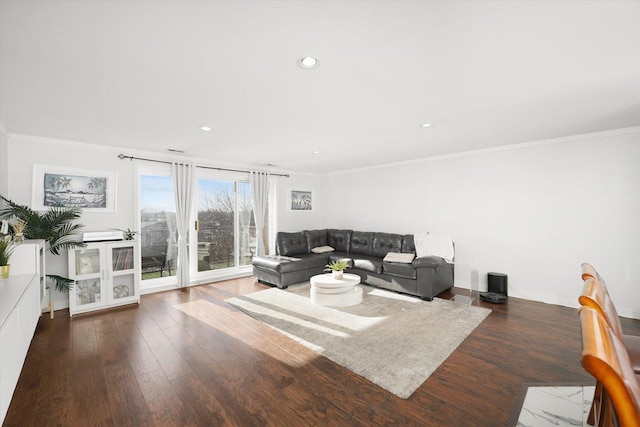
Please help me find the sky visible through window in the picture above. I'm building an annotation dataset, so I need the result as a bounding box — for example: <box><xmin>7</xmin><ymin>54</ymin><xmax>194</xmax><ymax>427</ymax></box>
<box><xmin>198</xmin><ymin>179</ymin><xmax>234</xmax><ymax>208</ymax></box>
<box><xmin>140</xmin><ymin>176</ymin><xmax>241</xmax><ymax>212</ymax></box>
<box><xmin>140</xmin><ymin>175</ymin><xmax>175</xmax><ymax>212</ymax></box>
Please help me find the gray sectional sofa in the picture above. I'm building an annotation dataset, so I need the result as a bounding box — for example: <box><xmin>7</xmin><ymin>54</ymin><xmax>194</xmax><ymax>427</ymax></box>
<box><xmin>252</xmin><ymin>229</ymin><xmax>454</xmax><ymax>301</ymax></box>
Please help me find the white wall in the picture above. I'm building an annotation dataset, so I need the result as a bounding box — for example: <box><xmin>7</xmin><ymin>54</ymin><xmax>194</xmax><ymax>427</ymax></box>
<box><xmin>5</xmin><ymin>133</ymin><xmax>323</xmax><ymax>308</ymax></box>
<box><xmin>275</xmin><ymin>174</ymin><xmax>325</xmax><ymax>233</ymax></box>
<box><xmin>7</xmin><ymin>135</ymin><xmax>140</xmax><ymax>309</ymax></box>
<box><xmin>322</xmin><ymin>127</ymin><xmax>640</xmax><ymax>319</ymax></box>
<box><xmin>0</xmin><ymin>123</ymin><xmax>8</xmax><ymax>197</ymax></box>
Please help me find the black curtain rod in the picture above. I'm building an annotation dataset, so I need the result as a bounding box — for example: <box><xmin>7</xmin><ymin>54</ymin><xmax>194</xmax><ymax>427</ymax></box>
<box><xmin>117</xmin><ymin>154</ymin><xmax>290</xmax><ymax>178</ymax></box>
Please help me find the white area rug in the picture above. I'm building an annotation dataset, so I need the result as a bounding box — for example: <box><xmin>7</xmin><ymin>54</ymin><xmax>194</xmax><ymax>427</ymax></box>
<box><xmin>226</xmin><ymin>283</ymin><xmax>491</xmax><ymax>398</ymax></box>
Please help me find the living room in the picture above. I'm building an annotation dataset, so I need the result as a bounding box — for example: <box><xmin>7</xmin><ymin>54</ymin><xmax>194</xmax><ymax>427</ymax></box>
<box><xmin>3</xmin><ymin>125</ymin><xmax>639</xmax><ymax>315</ymax></box>
<box><xmin>1</xmin><ymin>0</ymin><xmax>639</xmax><ymax>425</ymax></box>
<box><xmin>1</xmin><ymin>0</ymin><xmax>638</xmax><ymax>317</ymax></box>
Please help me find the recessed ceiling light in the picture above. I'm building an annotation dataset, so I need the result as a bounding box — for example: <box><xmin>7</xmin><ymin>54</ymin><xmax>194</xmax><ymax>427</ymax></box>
<box><xmin>298</xmin><ymin>56</ymin><xmax>319</xmax><ymax>69</ymax></box>
<box><xmin>313</xmin><ymin>150</ymin><xmax>321</xmax><ymax>154</ymax></box>
<box><xmin>421</xmin><ymin>123</ymin><xmax>432</xmax><ymax>128</ymax></box>
<box><xmin>200</xmin><ymin>126</ymin><xmax>212</xmax><ymax>131</ymax></box>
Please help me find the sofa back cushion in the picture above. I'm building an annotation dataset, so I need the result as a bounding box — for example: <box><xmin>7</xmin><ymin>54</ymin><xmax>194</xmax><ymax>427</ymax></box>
<box><xmin>276</xmin><ymin>232</ymin><xmax>308</xmax><ymax>256</ymax></box>
<box><xmin>304</xmin><ymin>229</ymin><xmax>328</xmax><ymax>252</ymax></box>
<box><xmin>402</xmin><ymin>234</ymin><xmax>416</xmax><ymax>254</ymax></box>
<box><xmin>350</xmin><ymin>231</ymin><xmax>374</xmax><ymax>256</ymax></box>
<box><xmin>327</xmin><ymin>229</ymin><xmax>352</xmax><ymax>253</ymax></box>
<box><xmin>372</xmin><ymin>232</ymin><xmax>403</xmax><ymax>258</ymax></box>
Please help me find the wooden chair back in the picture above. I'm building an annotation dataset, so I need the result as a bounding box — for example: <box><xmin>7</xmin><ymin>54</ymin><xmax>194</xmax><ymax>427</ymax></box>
<box><xmin>581</xmin><ymin>262</ymin><xmax>603</xmax><ymax>281</ymax></box>
<box><xmin>580</xmin><ymin>264</ymin><xmax>625</xmax><ymax>340</ymax></box>
<box><xmin>579</xmin><ymin>306</ymin><xmax>640</xmax><ymax>426</ymax></box>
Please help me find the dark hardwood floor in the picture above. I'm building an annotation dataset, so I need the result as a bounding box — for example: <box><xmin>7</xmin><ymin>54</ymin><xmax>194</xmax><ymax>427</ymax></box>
<box><xmin>5</xmin><ymin>277</ymin><xmax>640</xmax><ymax>426</ymax></box>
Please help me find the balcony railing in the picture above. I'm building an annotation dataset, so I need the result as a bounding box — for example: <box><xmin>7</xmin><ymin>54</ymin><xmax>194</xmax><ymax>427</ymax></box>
<box><xmin>140</xmin><ymin>223</ymin><xmax>256</xmax><ymax>277</ymax></box>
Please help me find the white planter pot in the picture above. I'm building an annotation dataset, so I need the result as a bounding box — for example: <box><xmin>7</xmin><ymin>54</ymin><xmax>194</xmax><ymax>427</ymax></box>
<box><xmin>332</xmin><ymin>270</ymin><xmax>343</xmax><ymax>280</ymax></box>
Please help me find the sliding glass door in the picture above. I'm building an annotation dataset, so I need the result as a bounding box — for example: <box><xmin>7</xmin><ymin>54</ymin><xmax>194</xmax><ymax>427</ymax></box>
<box><xmin>138</xmin><ymin>166</ymin><xmax>272</xmax><ymax>289</ymax></box>
<box><xmin>196</xmin><ymin>179</ymin><xmax>236</xmax><ymax>271</ymax></box>
<box><xmin>139</xmin><ymin>173</ymin><xmax>178</xmax><ymax>283</ymax></box>
<box><xmin>195</xmin><ymin>177</ymin><xmax>265</xmax><ymax>272</ymax></box>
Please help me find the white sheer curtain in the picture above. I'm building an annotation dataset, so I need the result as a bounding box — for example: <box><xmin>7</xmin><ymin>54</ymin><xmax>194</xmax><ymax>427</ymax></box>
<box><xmin>249</xmin><ymin>171</ymin><xmax>269</xmax><ymax>257</ymax></box>
<box><xmin>172</xmin><ymin>162</ymin><xmax>194</xmax><ymax>287</ymax></box>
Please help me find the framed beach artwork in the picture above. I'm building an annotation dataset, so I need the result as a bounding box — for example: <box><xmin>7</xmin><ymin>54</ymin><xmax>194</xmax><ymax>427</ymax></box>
<box><xmin>288</xmin><ymin>189</ymin><xmax>314</xmax><ymax>212</ymax></box>
<box><xmin>32</xmin><ymin>164</ymin><xmax>117</xmax><ymax>212</ymax></box>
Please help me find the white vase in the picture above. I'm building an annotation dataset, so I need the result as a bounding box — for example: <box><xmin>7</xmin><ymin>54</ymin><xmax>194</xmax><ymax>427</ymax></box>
<box><xmin>332</xmin><ymin>270</ymin><xmax>343</xmax><ymax>280</ymax></box>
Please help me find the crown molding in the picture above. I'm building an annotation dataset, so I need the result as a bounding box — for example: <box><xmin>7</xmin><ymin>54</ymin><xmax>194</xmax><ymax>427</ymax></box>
<box><xmin>325</xmin><ymin>126</ymin><xmax>640</xmax><ymax>177</ymax></box>
<box><xmin>7</xmin><ymin>126</ymin><xmax>639</xmax><ymax>179</ymax></box>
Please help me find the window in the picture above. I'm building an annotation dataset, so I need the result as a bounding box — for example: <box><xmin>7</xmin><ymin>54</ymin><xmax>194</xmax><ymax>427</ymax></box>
<box><xmin>137</xmin><ymin>165</ymin><xmax>273</xmax><ymax>289</ymax></box>
<box><xmin>196</xmin><ymin>179</ymin><xmax>236</xmax><ymax>271</ymax></box>
<box><xmin>195</xmin><ymin>178</ymin><xmax>268</xmax><ymax>272</ymax></box>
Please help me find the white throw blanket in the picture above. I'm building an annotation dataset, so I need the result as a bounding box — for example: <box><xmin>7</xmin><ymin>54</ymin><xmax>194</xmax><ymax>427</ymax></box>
<box><xmin>413</xmin><ymin>232</ymin><xmax>454</xmax><ymax>263</ymax></box>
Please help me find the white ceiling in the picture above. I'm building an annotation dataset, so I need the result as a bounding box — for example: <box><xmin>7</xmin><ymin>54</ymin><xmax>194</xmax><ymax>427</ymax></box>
<box><xmin>1</xmin><ymin>0</ymin><xmax>639</xmax><ymax>174</ymax></box>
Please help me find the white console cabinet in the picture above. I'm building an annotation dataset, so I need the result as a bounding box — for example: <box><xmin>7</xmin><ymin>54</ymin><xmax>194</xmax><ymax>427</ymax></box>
<box><xmin>11</xmin><ymin>239</ymin><xmax>49</xmax><ymax>315</ymax></box>
<box><xmin>68</xmin><ymin>241</ymin><xmax>140</xmax><ymax>316</ymax></box>
<box><xmin>0</xmin><ymin>241</ymin><xmax>42</xmax><ymax>424</ymax></box>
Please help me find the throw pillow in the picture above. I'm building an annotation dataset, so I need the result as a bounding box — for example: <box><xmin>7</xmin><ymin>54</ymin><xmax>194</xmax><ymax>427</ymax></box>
<box><xmin>383</xmin><ymin>252</ymin><xmax>415</xmax><ymax>264</ymax></box>
<box><xmin>311</xmin><ymin>245</ymin><xmax>335</xmax><ymax>254</ymax></box>
<box><xmin>414</xmin><ymin>233</ymin><xmax>454</xmax><ymax>263</ymax></box>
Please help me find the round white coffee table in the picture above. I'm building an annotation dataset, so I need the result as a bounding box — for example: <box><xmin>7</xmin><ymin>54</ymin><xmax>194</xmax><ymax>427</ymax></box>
<box><xmin>310</xmin><ymin>273</ymin><xmax>363</xmax><ymax>307</ymax></box>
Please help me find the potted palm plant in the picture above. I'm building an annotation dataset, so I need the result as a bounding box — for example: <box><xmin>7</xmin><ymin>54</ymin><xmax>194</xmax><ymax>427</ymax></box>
<box><xmin>324</xmin><ymin>259</ymin><xmax>349</xmax><ymax>279</ymax></box>
<box><xmin>0</xmin><ymin>196</ymin><xmax>85</xmax><ymax>291</ymax></box>
<box><xmin>0</xmin><ymin>235</ymin><xmax>16</xmax><ymax>279</ymax></box>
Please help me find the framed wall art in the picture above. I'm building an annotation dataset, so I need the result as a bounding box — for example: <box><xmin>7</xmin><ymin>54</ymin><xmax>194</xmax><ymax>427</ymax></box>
<box><xmin>288</xmin><ymin>189</ymin><xmax>314</xmax><ymax>212</ymax></box>
<box><xmin>32</xmin><ymin>164</ymin><xmax>117</xmax><ymax>212</ymax></box>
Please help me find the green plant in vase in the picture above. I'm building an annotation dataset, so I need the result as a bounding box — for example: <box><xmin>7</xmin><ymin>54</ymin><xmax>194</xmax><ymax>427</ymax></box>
<box><xmin>0</xmin><ymin>235</ymin><xmax>16</xmax><ymax>279</ymax></box>
<box><xmin>114</xmin><ymin>228</ymin><xmax>139</xmax><ymax>240</ymax></box>
<box><xmin>324</xmin><ymin>259</ymin><xmax>349</xmax><ymax>279</ymax></box>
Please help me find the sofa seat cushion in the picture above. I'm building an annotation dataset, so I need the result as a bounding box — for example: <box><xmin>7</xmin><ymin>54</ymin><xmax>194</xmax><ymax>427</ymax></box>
<box><xmin>286</xmin><ymin>254</ymin><xmax>328</xmax><ymax>271</ymax></box>
<box><xmin>252</xmin><ymin>255</ymin><xmax>299</xmax><ymax>272</ymax></box>
<box><xmin>253</xmin><ymin>254</ymin><xmax>326</xmax><ymax>273</ymax></box>
<box><xmin>351</xmin><ymin>255</ymin><xmax>383</xmax><ymax>274</ymax></box>
<box><xmin>383</xmin><ymin>262</ymin><xmax>417</xmax><ymax>280</ymax></box>
<box><xmin>327</xmin><ymin>253</ymin><xmax>354</xmax><ymax>268</ymax></box>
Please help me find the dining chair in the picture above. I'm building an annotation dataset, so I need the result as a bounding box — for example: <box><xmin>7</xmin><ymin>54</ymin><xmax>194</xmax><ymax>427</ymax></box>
<box><xmin>580</xmin><ymin>263</ymin><xmax>640</xmax><ymax>374</ymax></box>
<box><xmin>579</xmin><ymin>305</ymin><xmax>640</xmax><ymax>427</ymax></box>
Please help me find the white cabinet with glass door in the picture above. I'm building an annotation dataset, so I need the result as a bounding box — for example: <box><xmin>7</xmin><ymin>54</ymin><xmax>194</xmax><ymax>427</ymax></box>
<box><xmin>68</xmin><ymin>241</ymin><xmax>140</xmax><ymax>316</ymax></box>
